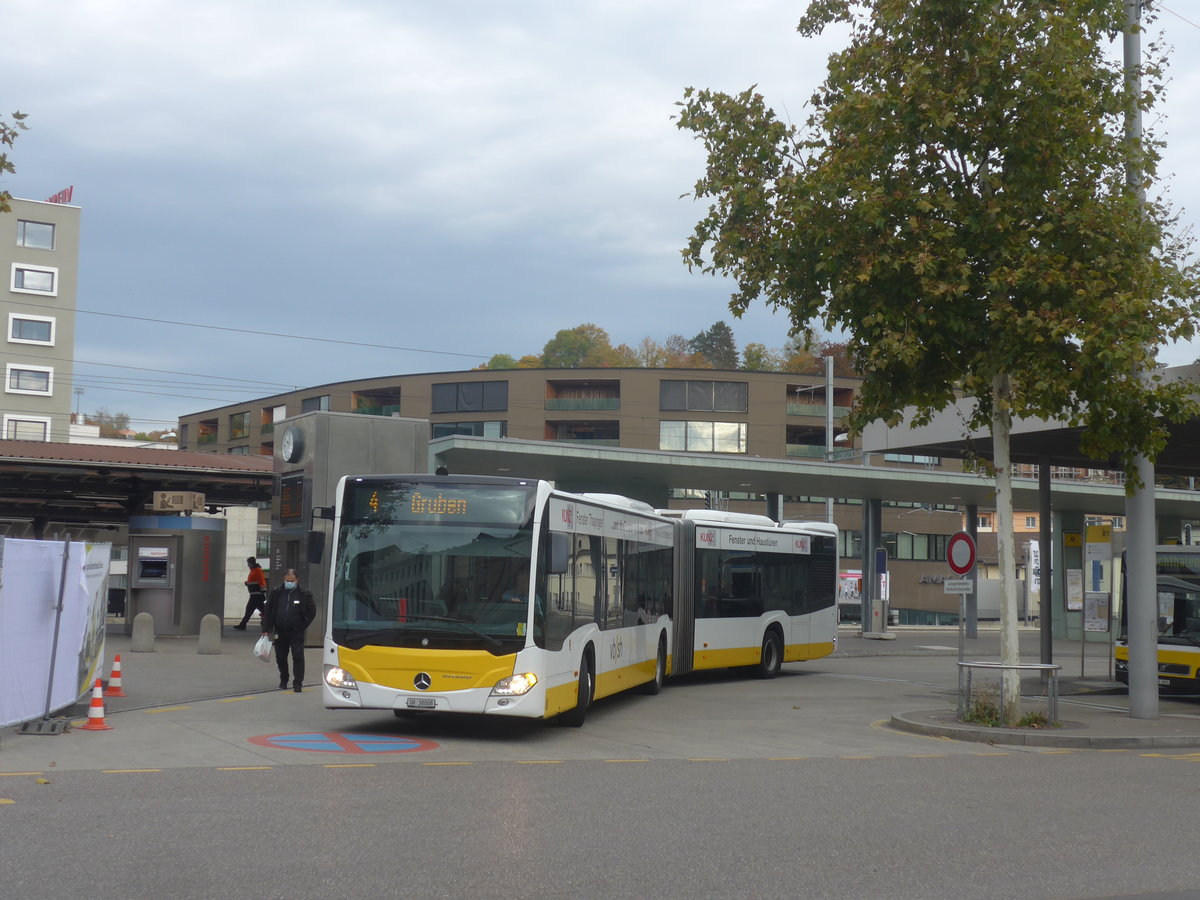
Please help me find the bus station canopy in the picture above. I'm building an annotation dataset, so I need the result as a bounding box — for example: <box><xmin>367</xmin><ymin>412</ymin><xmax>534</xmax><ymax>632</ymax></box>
<box><xmin>428</xmin><ymin>435</ymin><xmax>1200</xmax><ymax>520</ymax></box>
<box><xmin>0</xmin><ymin>439</ymin><xmax>273</xmax><ymax>531</ymax></box>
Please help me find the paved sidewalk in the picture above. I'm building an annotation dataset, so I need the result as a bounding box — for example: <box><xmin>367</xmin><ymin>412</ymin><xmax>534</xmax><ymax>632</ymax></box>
<box><xmin>4</xmin><ymin>622</ymin><xmax>1199</xmax><ymax>754</ymax></box>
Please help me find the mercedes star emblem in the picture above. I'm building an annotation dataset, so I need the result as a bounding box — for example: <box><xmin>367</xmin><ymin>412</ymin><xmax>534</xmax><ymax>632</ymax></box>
<box><xmin>414</xmin><ymin>673</ymin><xmax>432</xmax><ymax>691</ymax></box>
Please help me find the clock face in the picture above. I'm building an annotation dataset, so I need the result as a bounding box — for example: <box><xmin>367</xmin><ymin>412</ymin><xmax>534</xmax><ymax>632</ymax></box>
<box><xmin>281</xmin><ymin>427</ymin><xmax>304</xmax><ymax>463</ymax></box>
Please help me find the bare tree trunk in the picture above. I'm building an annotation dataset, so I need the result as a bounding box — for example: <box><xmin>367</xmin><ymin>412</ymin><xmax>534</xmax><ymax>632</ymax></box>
<box><xmin>992</xmin><ymin>373</ymin><xmax>1022</xmax><ymax>725</ymax></box>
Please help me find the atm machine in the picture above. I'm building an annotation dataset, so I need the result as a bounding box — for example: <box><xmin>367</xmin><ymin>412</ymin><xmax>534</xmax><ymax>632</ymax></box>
<box><xmin>126</xmin><ymin>516</ymin><xmax>226</xmax><ymax>636</ymax></box>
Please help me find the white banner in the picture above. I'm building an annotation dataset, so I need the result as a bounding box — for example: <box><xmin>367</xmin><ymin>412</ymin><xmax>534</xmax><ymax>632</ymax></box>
<box><xmin>0</xmin><ymin>539</ymin><xmax>111</xmax><ymax>727</ymax></box>
<box><xmin>695</xmin><ymin>526</ymin><xmax>811</xmax><ymax>555</ymax></box>
<box><xmin>548</xmin><ymin>498</ymin><xmax>673</xmax><ymax>547</ymax></box>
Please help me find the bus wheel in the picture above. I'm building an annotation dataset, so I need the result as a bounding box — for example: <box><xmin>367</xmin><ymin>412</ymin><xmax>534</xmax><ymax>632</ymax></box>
<box><xmin>559</xmin><ymin>655</ymin><xmax>593</xmax><ymax>727</ymax></box>
<box><xmin>641</xmin><ymin>638</ymin><xmax>666</xmax><ymax>695</ymax></box>
<box><xmin>756</xmin><ymin>631</ymin><xmax>782</xmax><ymax>679</ymax></box>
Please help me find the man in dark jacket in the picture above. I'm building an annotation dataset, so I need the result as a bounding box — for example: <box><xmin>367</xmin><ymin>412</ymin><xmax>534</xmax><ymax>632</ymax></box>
<box><xmin>262</xmin><ymin>569</ymin><xmax>317</xmax><ymax>692</ymax></box>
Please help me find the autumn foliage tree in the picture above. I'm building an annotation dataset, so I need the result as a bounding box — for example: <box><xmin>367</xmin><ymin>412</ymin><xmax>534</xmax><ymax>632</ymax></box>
<box><xmin>678</xmin><ymin>0</ymin><xmax>1199</xmax><ymax>722</ymax></box>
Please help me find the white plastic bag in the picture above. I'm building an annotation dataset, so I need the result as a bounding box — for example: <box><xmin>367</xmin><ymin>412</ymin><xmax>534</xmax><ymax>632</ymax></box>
<box><xmin>253</xmin><ymin>634</ymin><xmax>273</xmax><ymax>662</ymax></box>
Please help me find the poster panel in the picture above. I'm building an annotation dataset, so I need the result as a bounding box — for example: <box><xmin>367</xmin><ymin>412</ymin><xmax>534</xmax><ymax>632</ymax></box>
<box><xmin>0</xmin><ymin>539</ymin><xmax>111</xmax><ymax>727</ymax></box>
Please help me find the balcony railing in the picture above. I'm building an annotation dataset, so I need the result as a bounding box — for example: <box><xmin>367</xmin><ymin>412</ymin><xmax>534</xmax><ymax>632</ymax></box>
<box><xmin>786</xmin><ymin>444</ymin><xmax>827</xmax><ymax>459</ymax></box>
<box><xmin>261</xmin><ymin>422</ymin><xmax>274</xmax><ymax>434</ymax></box>
<box><xmin>545</xmin><ymin>398</ymin><xmax>620</xmax><ymax>410</ymax></box>
<box><xmin>550</xmin><ymin>437</ymin><xmax>620</xmax><ymax>446</ymax></box>
<box><xmin>354</xmin><ymin>404</ymin><xmax>402</xmax><ymax>417</ymax></box>
<box><xmin>787</xmin><ymin>402</ymin><xmax>851</xmax><ymax>418</ymax></box>
<box><xmin>198</xmin><ymin>433</ymin><xmax>218</xmax><ymax>445</ymax></box>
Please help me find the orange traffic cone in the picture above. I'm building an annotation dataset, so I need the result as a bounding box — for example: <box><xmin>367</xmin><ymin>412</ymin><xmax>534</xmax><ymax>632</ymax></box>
<box><xmin>104</xmin><ymin>655</ymin><xmax>127</xmax><ymax>697</ymax></box>
<box><xmin>79</xmin><ymin>678</ymin><xmax>113</xmax><ymax>731</ymax></box>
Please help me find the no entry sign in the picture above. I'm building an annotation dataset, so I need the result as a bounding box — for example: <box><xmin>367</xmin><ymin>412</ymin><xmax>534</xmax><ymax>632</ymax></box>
<box><xmin>947</xmin><ymin>531</ymin><xmax>976</xmax><ymax>576</ymax></box>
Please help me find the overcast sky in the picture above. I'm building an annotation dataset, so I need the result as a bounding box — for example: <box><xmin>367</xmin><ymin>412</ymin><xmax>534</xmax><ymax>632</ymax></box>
<box><xmin>5</xmin><ymin>1</ymin><xmax>1199</xmax><ymax>431</ymax></box>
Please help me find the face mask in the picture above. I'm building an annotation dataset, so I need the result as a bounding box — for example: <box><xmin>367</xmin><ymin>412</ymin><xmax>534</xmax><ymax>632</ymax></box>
<box><xmin>284</xmin><ymin>581</ymin><xmax>297</xmax><ymax>591</ymax></box>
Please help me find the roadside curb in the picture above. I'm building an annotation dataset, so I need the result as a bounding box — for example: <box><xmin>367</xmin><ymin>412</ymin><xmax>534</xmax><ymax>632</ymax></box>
<box><xmin>889</xmin><ymin>709</ymin><xmax>1200</xmax><ymax>750</ymax></box>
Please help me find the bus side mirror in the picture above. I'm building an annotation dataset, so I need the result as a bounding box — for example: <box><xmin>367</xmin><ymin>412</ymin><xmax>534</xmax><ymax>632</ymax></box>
<box><xmin>548</xmin><ymin>532</ymin><xmax>569</xmax><ymax>575</ymax></box>
<box><xmin>306</xmin><ymin>531</ymin><xmax>326</xmax><ymax>564</ymax></box>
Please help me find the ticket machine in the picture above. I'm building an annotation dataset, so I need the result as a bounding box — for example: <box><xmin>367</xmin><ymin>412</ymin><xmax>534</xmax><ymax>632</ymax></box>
<box><xmin>126</xmin><ymin>516</ymin><xmax>226</xmax><ymax>636</ymax></box>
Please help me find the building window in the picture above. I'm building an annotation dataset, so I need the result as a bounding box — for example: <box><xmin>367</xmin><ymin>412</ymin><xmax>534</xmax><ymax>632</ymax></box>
<box><xmin>8</xmin><ymin>314</ymin><xmax>55</xmax><ymax>345</ymax></box>
<box><xmin>884</xmin><ymin>453</ymin><xmax>941</xmax><ymax>466</ymax></box>
<box><xmin>16</xmin><ymin>220</ymin><xmax>55</xmax><ymax>250</ymax></box>
<box><xmin>3</xmin><ymin>415</ymin><xmax>49</xmax><ymax>440</ymax></box>
<box><xmin>227</xmin><ymin>445</ymin><xmax>250</xmax><ymax>455</ymax></box>
<box><xmin>5</xmin><ymin>364</ymin><xmax>52</xmax><ymax>395</ymax></box>
<box><xmin>659</xmin><ymin>380</ymin><xmax>748</xmax><ymax>413</ymax></box>
<box><xmin>300</xmin><ymin>395</ymin><xmax>330</xmax><ymax>412</ymax></box>
<box><xmin>1025</xmin><ymin>516</ymin><xmax>1037</xmax><ymax>528</ymax></box>
<box><xmin>10</xmin><ymin>264</ymin><xmax>58</xmax><ymax>296</ymax></box>
<box><xmin>659</xmin><ymin>420</ymin><xmax>747</xmax><ymax>453</ymax></box>
<box><xmin>229</xmin><ymin>411</ymin><xmax>249</xmax><ymax>440</ymax></box>
<box><xmin>431</xmin><ymin>381</ymin><xmax>508</xmax><ymax>413</ymax></box>
<box><xmin>431</xmin><ymin>420</ymin><xmax>507</xmax><ymax>439</ymax></box>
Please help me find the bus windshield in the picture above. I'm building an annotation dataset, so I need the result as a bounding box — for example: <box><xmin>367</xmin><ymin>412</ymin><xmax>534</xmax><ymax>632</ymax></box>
<box><xmin>1154</xmin><ymin>552</ymin><xmax>1200</xmax><ymax>648</ymax></box>
<box><xmin>331</xmin><ymin>480</ymin><xmax>538</xmax><ymax>654</ymax></box>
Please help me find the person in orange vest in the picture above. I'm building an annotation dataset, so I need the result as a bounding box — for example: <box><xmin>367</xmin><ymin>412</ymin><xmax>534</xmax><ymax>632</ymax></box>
<box><xmin>233</xmin><ymin>557</ymin><xmax>268</xmax><ymax>630</ymax></box>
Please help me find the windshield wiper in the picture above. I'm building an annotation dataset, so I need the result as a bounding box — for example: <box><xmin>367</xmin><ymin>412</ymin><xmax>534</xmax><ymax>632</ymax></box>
<box><xmin>340</xmin><ymin>615</ymin><xmax>506</xmax><ymax>651</ymax></box>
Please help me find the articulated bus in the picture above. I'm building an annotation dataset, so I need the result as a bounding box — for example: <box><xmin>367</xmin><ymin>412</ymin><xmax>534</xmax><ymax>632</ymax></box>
<box><xmin>1116</xmin><ymin>546</ymin><xmax>1200</xmax><ymax>692</ymax></box>
<box><xmin>321</xmin><ymin>474</ymin><xmax>837</xmax><ymax>726</ymax></box>
<box><xmin>664</xmin><ymin>509</ymin><xmax>839</xmax><ymax>678</ymax></box>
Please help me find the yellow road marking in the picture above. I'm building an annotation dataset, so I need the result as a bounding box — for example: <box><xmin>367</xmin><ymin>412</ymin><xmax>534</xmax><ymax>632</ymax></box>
<box><xmin>218</xmin><ymin>697</ymin><xmax>255</xmax><ymax>703</ymax></box>
<box><xmin>516</xmin><ymin>760</ymin><xmax>562</xmax><ymax>765</ymax></box>
<box><xmin>102</xmin><ymin>769</ymin><xmax>162</xmax><ymax>774</ymax></box>
<box><xmin>0</xmin><ymin>799</ymin><xmax>14</xmax><ymax>805</ymax></box>
<box><xmin>145</xmin><ymin>706</ymin><xmax>189</xmax><ymax>714</ymax></box>
<box><xmin>0</xmin><ymin>772</ymin><xmax>43</xmax><ymax>777</ymax></box>
<box><xmin>910</xmin><ymin>754</ymin><xmax>947</xmax><ymax>758</ymax></box>
<box><xmin>974</xmin><ymin>752</ymin><xmax>1009</xmax><ymax>756</ymax></box>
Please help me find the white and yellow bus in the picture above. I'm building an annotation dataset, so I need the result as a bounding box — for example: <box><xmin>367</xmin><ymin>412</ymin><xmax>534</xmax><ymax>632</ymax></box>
<box><xmin>321</xmin><ymin>474</ymin><xmax>838</xmax><ymax>725</ymax></box>
<box><xmin>665</xmin><ymin>509</ymin><xmax>838</xmax><ymax>678</ymax></box>
<box><xmin>1116</xmin><ymin>546</ymin><xmax>1200</xmax><ymax>692</ymax></box>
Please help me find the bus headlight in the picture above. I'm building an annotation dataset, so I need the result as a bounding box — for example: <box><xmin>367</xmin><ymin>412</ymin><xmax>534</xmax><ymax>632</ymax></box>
<box><xmin>324</xmin><ymin>666</ymin><xmax>358</xmax><ymax>689</ymax></box>
<box><xmin>491</xmin><ymin>672</ymin><xmax>538</xmax><ymax>696</ymax></box>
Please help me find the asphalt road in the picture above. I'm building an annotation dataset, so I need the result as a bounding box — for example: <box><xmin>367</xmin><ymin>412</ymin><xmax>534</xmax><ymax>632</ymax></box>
<box><xmin>3</xmin><ymin>628</ymin><xmax>1198</xmax><ymax>898</ymax></box>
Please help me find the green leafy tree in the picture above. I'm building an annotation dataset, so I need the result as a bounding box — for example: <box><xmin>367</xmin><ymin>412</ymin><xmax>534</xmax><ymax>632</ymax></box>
<box><xmin>741</xmin><ymin>342</ymin><xmax>783</xmax><ymax>371</ymax></box>
<box><xmin>679</xmin><ymin>1</ymin><xmax>1199</xmax><ymax>723</ymax></box>
<box><xmin>1</xmin><ymin>110</ymin><xmax>29</xmax><ymax>214</ymax></box>
<box><xmin>690</xmin><ymin>321</ymin><xmax>739</xmax><ymax>369</ymax></box>
<box><xmin>542</xmin><ymin>323</ymin><xmax>620</xmax><ymax>368</ymax></box>
<box><xmin>483</xmin><ymin>353</ymin><xmax>518</xmax><ymax>370</ymax></box>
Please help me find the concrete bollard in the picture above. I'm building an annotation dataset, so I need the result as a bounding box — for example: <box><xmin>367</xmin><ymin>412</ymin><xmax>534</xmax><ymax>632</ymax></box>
<box><xmin>197</xmin><ymin>614</ymin><xmax>222</xmax><ymax>654</ymax></box>
<box><xmin>130</xmin><ymin>611</ymin><xmax>156</xmax><ymax>652</ymax></box>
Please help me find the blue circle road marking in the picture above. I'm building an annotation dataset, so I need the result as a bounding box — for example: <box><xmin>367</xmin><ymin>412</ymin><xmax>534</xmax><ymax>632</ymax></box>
<box><xmin>248</xmin><ymin>732</ymin><xmax>439</xmax><ymax>753</ymax></box>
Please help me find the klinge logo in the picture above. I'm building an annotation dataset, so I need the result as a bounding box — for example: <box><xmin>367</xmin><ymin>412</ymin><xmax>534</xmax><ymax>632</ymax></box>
<box><xmin>698</xmin><ymin>529</ymin><xmax>716</xmax><ymax>545</ymax></box>
<box><xmin>414</xmin><ymin>673</ymin><xmax>432</xmax><ymax>691</ymax></box>
<box><xmin>561</xmin><ymin>505</ymin><xmax>573</xmax><ymax>526</ymax></box>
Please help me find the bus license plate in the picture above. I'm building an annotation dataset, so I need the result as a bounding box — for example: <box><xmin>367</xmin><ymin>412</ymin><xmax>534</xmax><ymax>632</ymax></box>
<box><xmin>406</xmin><ymin>697</ymin><xmax>437</xmax><ymax>709</ymax></box>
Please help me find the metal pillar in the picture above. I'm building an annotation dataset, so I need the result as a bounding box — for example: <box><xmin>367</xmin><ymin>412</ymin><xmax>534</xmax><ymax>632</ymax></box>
<box><xmin>965</xmin><ymin>505</ymin><xmax>978</xmax><ymax>639</ymax></box>
<box><xmin>861</xmin><ymin>497</ymin><xmax>882</xmax><ymax>631</ymax></box>
<box><xmin>1039</xmin><ymin>457</ymin><xmax>1053</xmax><ymax>666</ymax></box>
